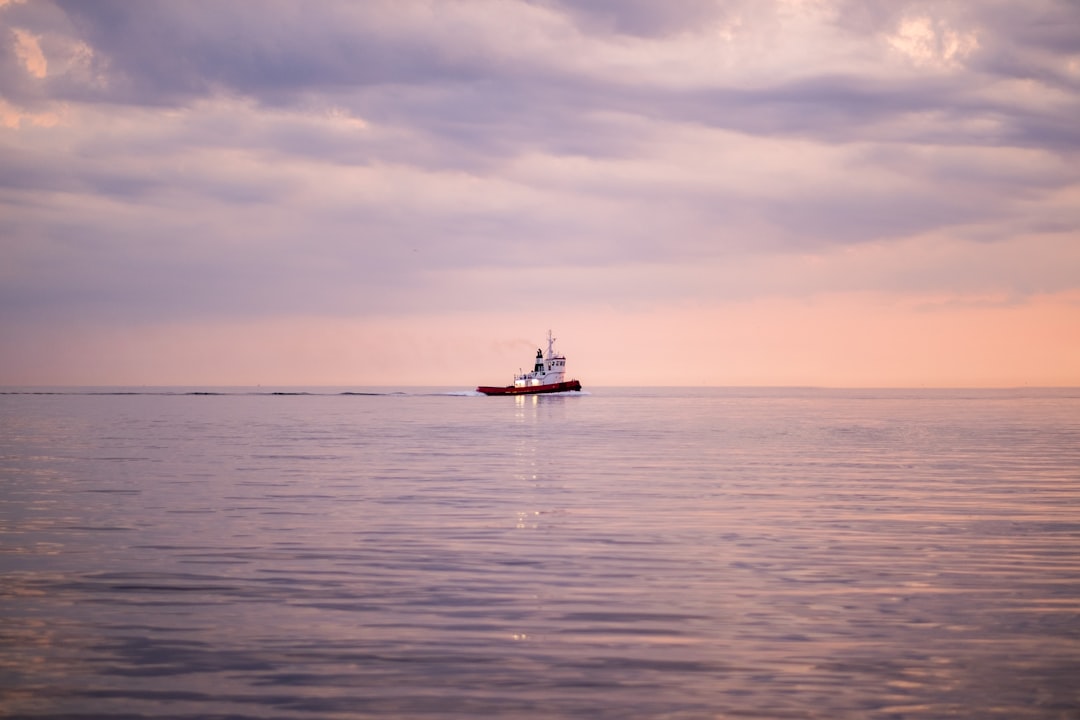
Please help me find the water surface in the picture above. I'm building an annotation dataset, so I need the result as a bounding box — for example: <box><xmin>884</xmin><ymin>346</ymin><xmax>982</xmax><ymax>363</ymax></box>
<box><xmin>2</xmin><ymin>388</ymin><xmax>1078</xmax><ymax>718</ymax></box>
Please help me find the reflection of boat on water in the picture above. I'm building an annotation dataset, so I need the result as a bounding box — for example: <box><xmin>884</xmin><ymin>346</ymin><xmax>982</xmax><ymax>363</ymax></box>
<box><xmin>477</xmin><ymin>331</ymin><xmax>583</xmax><ymax>396</ymax></box>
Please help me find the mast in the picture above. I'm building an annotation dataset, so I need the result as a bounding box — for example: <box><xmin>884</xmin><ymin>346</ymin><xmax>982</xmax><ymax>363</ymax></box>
<box><xmin>546</xmin><ymin>330</ymin><xmax>556</xmax><ymax>360</ymax></box>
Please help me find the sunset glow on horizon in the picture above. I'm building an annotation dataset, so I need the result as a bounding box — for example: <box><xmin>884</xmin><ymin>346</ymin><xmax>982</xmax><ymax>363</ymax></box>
<box><xmin>2</xmin><ymin>1</ymin><xmax>1078</xmax><ymax>387</ymax></box>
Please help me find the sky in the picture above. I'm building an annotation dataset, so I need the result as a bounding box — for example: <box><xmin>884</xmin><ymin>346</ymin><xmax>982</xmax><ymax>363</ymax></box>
<box><xmin>1</xmin><ymin>0</ymin><xmax>1078</xmax><ymax>387</ymax></box>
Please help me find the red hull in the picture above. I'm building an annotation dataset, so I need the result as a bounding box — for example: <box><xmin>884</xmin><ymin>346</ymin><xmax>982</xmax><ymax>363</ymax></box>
<box><xmin>476</xmin><ymin>380</ymin><xmax>582</xmax><ymax>396</ymax></box>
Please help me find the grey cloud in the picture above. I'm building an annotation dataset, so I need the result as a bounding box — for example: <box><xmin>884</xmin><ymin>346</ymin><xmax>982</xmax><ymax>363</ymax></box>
<box><xmin>5</xmin><ymin>0</ymin><xmax>1076</xmax><ymax>156</ymax></box>
<box><xmin>530</xmin><ymin>0</ymin><xmax>729</xmax><ymax>37</ymax></box>
<box><xmin>835</xmin><ymin>0</ymin><xmax>1080</xmax><ymax>87</ymax></box>
<box><xmin>0</xmin><ymin>207</ymin><xmax>409</xmax><ymax>324</ymax></box>
<box><xmin>42</xmin><ymin>0</ymin><xmax>486</xmax><ymax>105</ymax></box>
<box><xmin>1</xmin><ymin>0</ymin><xmax>1077</xmax><ymax>329</ymax></box>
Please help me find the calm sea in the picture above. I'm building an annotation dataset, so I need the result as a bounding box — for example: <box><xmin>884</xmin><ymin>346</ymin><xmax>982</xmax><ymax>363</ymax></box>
<box><xmin>1</xmin><ymin>387</ymin><xmax>1078</xmax><ymax>719</ymax></box>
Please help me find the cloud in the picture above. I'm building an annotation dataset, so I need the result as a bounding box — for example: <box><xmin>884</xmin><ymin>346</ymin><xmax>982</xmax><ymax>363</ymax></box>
<box><xmin>7</xmin><ymin>1</ymin><xmax>1077</xmax><ymax>152</ymax></box>
<box><xmin>531</xmin><ymin>0</ymin><xmax>729</xmax><ymax>38</ymax></box>
<box><xmin>0</xmin><ymin>0</ymin><xmax>1078</xmax><ymax>385</ymax></box>
<box><xmin>11</xmin><ymin>27</ymin><xmax>45</xmax><ymax>77</ymax></box>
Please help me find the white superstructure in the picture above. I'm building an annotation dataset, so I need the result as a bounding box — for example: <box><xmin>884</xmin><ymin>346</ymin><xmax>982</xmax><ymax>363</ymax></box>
<box><xmin>514</xmin><ymin>331</ymin><xmax>568</xmax><ymax>388</ymax></box>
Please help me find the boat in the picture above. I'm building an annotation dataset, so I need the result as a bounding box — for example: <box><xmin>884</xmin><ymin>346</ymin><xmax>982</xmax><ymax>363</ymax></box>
<box><xmin>477</xmin><ymin>331</ymin><xmax>583</xmax><ymax>396</ymax></box>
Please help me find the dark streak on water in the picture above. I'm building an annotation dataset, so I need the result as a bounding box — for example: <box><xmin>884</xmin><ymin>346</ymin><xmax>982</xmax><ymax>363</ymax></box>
<box><xmin>1</xmin><ymin>387</ymin><xmax>1079</xmax><ymax>719</ymax></box>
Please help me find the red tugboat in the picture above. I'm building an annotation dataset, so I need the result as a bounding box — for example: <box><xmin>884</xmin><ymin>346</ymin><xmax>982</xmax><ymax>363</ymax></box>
<box><xmin>477</xmin><ymin>331</ymin><xmax>583</xmax><ymax>396</ymax></box>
